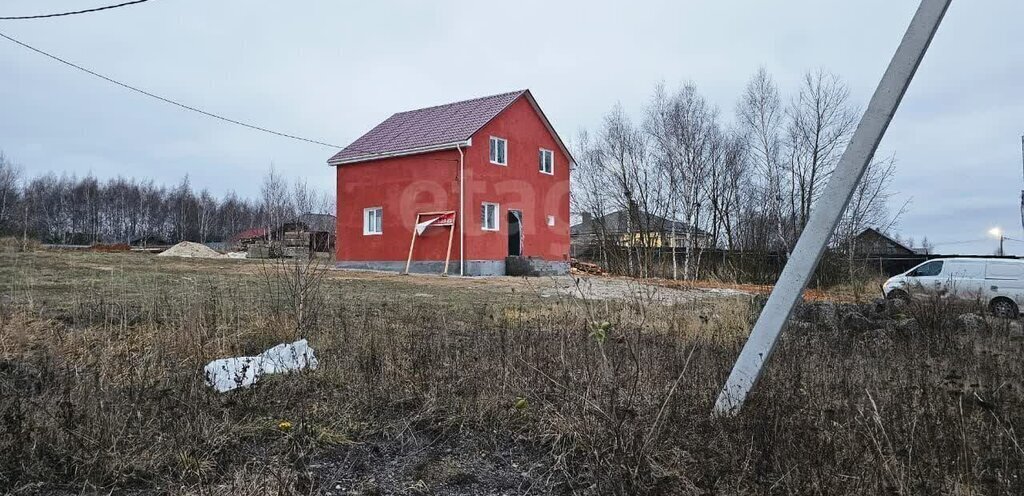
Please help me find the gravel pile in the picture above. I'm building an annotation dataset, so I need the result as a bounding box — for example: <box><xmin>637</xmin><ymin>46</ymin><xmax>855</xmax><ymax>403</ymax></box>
<box><xmin>157</xmin><ymin>241</ymin><xmax>224</xmax><ymax>258</ymax></box>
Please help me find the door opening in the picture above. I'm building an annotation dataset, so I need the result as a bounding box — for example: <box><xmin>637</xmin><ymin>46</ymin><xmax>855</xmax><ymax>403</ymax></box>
<box><xmin>508</xmin><ymin>210</ymin><xmax>522</xmax><ymax>257</ymax></box>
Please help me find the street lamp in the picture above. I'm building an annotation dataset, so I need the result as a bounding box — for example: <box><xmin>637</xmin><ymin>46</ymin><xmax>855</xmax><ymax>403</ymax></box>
<box><xmin>989</xmin><ymin>227</ymin><xmax>1005</xmax><ymax>256</ymax></box>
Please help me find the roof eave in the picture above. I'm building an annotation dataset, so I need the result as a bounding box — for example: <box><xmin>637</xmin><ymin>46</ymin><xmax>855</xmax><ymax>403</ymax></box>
<box><xmin>327</xmin><ymin>139</ymin><xmax>472</xmax><ymax>166</ymax></box>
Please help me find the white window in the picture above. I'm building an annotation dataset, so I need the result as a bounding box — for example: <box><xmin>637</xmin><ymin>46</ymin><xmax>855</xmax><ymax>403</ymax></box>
<box><xmin>547</xmin><ymin>215</ymin><xmax>555</xmax><ymax>227</ymax></box>
<box><xmin>481</xmin><ymin>202</ymin><xmax>499</xmax><ymax>231</ymax></box>
<box><xmin>363</xmin><ymin>207</ymin><xmax>382</xmax><ymax>235</ymax></box>
<box><xmin>489</xmin><ymin>137</ymin><xmax>507</xmax><ymax>165</ymax></box>
<box><xmin>539</xmin><ymin>149</ymin><xmax>554</xmax><ymax>175</ymax></box>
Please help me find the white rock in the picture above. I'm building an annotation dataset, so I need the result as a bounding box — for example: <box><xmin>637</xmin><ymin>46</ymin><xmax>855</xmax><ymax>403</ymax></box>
<box><xmin>203</xmin><ymin>339</ymin><xmax>319</xmax><ymax>392</ymax></box>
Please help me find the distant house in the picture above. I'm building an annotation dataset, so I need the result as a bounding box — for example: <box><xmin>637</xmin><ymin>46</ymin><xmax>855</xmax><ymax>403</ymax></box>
<box><xmin>274</xmin><ymin>217</ymin><xmax>335</xmax><ymax>253</ymax></box>
<box><xmin>231</xmin><ymin>214</ymin><xmax>337</xmax><ymax>254</ymax></box>
<box><xmin>850</xmin><ymin>228</ymin><xmax>915</xmax><ymax>256</ymax></box>
<box><xmin>570</xmin><ymin>209</ymin><xmax>713</xmax><ymax>256</ymax></box>
<box><xmin>231</xmin><ymin>227</ymin><xmax>269</xmax><ymax>248</ymax></box>
<box><xmin>328</xmin><ymin>90</ymin><xmax>572</xmax><ymax>275</ymax></box>
<box><xmin>296</xmin><ymin>213</ymin><xmax>336</xmax><ymax>233</ymax></box>
<box><xmin>129</xmin><ymin>234</ymin><xmax>170</xmax><ymax>247</ymax></box>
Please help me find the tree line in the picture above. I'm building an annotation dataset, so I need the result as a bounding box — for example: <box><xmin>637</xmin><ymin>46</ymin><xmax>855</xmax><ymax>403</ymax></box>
<box><xmin>572</xmin><ymin>68</ymin><xmax>905</xmax><ymax>279</ymax></box>
<box><xmin>0</xmin><ymin>156</ymin><xmax>332</xmax><ymax>246</ymax></box>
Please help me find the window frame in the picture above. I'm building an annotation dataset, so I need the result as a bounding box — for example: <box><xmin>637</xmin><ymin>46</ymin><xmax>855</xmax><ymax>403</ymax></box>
<box><xmin>910</xmin><ymin>260</ymin><xmax>942</xmax><ymax>277</ymax></box>
<box><xmin>546</xmin><ymin>215</ymin><xmax>556</xmax><ymax>227</ymax></box>
<box><xmin>489</xmin><ymin>136</ymin><xmax>508</xmax><ymax>166</ymax></box>
<box><xmin>481</xmin><ymin>202</ymin><xmax>500</xmax><ymax>231</ymax></box>
<box><xmin>363</xmin><ymin>206</ymin><xmax>383</xmax><ymax>235</ymax></box>
<box><xmin>539</xmin><ymin>148</ymin><xmax>554</xmax><ymax>175</ymax></box>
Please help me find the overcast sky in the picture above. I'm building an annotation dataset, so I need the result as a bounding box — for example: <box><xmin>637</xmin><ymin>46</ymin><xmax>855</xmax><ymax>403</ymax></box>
<box><xmin>1</xmin><ymin>1</ymin><xmax>1021</xmax><ymax>254</ymax></box>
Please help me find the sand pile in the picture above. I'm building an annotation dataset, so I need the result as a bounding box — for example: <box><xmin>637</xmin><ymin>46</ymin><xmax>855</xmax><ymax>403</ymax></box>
<box><xmin>157</xmin><ymin>241</ymin><xmax>224</xmax><ymax>258</ymax></box>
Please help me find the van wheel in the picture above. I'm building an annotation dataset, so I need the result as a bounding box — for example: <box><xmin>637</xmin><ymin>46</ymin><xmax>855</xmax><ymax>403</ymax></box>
<box><xmin>887</xmin><ymin>289</ymin><xmax>910</xmax><ymax>302</ymax></box>
<box><xmin>990</xmin><ymin>298</ymin><xmax>1019</xmax><ymax>319</ymax></box>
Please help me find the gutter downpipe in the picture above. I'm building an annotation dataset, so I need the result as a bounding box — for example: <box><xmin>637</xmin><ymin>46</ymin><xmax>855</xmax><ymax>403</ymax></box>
<box><xmin>457</xmin><ymin>143</ymin><xmax>465</xmax><ymax>276</ymax></box>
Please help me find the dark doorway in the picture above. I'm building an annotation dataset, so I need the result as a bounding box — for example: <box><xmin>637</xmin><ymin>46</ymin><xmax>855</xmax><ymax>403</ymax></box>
<box><xmin>508</xmin><ymin>210</ymin><xmax>522</xmax><ymax>257</ymax></box>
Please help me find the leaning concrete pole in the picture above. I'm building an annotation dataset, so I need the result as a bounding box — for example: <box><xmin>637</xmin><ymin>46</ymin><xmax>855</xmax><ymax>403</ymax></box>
<box><xmin>713</xmin><ymin>0</ymin><xmax>951</xmax><ymax>416</ymax></box>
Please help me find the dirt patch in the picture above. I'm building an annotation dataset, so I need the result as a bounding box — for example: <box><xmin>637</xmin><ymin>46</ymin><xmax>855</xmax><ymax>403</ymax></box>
<box><xmin>313</xmin><ymin>429</ymin><xmax>549</xmax><ymax>495</ymax></box>
<box><xmin>542</xmin><ymin>275</ymin><xmax>749</xmax><ymax>303</ymax></box>
<box><xmin>157</xmin><ymin>241</ymin><xmax>223</xmax><ymax>258</ymax></box>
<box><xmin>321</xmin><ymin>270</ymin><xmax>751</xmax><ymax>305</ymax></box>
<box><xmin>658</xmin><ymin>278</ymin><xmax>877</xmax><ymax>303</ymax></box>
<box><xmin>88</xmin><ymin>243</ymin><xmax>130</xmax><ymax>252</ymax></box>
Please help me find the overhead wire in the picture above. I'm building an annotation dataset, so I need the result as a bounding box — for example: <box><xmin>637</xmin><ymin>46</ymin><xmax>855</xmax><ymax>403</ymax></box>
<box><xmin>0</xmin><ymin>0</ymin><xmax>153</xmax><ymax>20</ymax></box>
<box><xmin>0</xmin><ymin>30</ymin><xmax>345</xmax><ymax>149</ymax></box>
<box><xmin>928</xmin><ymin>238</ymin><xmax>994</xmax><ymax>246</ymax></box>
<box><xmin>0</xmin><ymin>31</ymin><xmax>463</xmax><ymax>161</ymax></box>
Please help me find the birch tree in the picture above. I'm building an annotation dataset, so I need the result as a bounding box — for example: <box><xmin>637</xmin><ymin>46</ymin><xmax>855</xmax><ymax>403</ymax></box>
<box><xmin>0</xmin><ymin>153</ymin><xmax>20</xmax><ymax>235</ymax></box>
<box><xmin>785</xmin><ymin>69</ymin><xmax>858</xmax><ymax>235</ymax></box>
<box><xmin>736</xmin><ymin>67</ymin><xmax>787</xmax><ymax>252</ymax></box>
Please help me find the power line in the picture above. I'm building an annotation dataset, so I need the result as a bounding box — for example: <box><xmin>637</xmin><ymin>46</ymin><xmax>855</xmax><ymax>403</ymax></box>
<box><xmin>0</xmin><ymin>30</ymin><xmax>345</xmax><ymax>149</ymax></box>
<box><xmin>0</xmin><ymin>0</ymin><xmax>153</xmax><ymax>20</ymax></box>
<box><xmin>928</xmin><ymin>238</ymin><xmax>989</xmax><ymax>246</ymax></box>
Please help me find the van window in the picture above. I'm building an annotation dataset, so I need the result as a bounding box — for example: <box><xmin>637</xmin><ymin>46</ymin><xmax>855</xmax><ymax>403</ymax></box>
<box><xmin>911</xmin><ymin>261</ymin><xmax>943</xmax><ymax>277</ymax></box>
<box><xmin>945</xmin><ymin>262</ymin><xmax>984</xmax><ymax>279</ymax></box>
<box><xmin>986</xmin><ymin>262</ymin><xmax>1024</xmax><ymax>280</ymax></box>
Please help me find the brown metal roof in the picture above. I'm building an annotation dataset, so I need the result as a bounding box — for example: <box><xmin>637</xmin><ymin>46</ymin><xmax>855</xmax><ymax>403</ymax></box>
<box><xmin>327</xmin><ymin>90</ymin><xmax>527</xmax><ymax>165</ymax></box>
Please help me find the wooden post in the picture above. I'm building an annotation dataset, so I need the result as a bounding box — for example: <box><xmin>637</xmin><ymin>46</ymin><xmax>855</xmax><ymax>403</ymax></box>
<box><xmin>443</xmin><ymin>212</ymin><xmax>456</xmax><ymax>276</ymax></box>
<box><xmin>406</xmin><ymin>211</ymin><xmax>456</xmax><ymax>275</ymax></box>
<box><xmin>404</xmin><ymin>213</ymin><xmax>421</xmax><ymax>275</ymax></box>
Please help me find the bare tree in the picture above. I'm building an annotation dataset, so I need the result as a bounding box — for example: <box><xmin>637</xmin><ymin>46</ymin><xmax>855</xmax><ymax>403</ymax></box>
<box><xmin>567</xmin><ymin>69</ymin><xmax>899</xmax><ymax>282</ymax></box>
<box><xmin>0</xmin><ymin>152</ymin><xmax>21</xmax><ymax>235</ymax></box>
<box><xmin>0</xmin><ymin>151</ymin><xmax>309</xmax><ymax>246</ymax></box>
<box><xmin>835</xmin><ymin>154</ymin><xmax>907</xmax><ymax>277</ymax></box>
<box><xmin>736</xmin><ymin>68</ymin><xmax>788</xmax><ymax>252</ymax></box>
<box><xmin>196</xmin><ymin>189</ymin><xmax>217</xmax><ymax>243</ymax></box>
<box><xmin>260</xmin><ymin>166</ymin><xmax>293</xmax><ymax>238</ymax></box>
<box><xmin>645</xmin><ymin>84</ymin><xmax>685</xmax><ymax>279</ymax></box>
<box><xmin>570</xmin><ymin>129</ymin><xmax>616</xmax><ymax>268</ymax></box>
<box><xmin>707</xmin><ymin>129</ymin><xmax>749</xmax><ymax>251</ymax></box>
<box><xmin>600</xmin><ymin>105</ymin><xmax>658</xmax><ymax>276</ymax></box>
<box><xmin>646</xmin><ymin>83</ymin><xmax>719</xmax><ymax>279</ymax></box>
<box><xmin>836</xmin><ymin>155</ymin><xmax>904</xmax><ymax>246</ymax></box>
<box><xmin>920</xmin><ymin>236</ymin><xmax>933</xmax><ymax>255</ymax></box>
<box><xmin>785</xmin><ymin>69</ymin><xmax>858</xmax><ymax>236</ymax></box>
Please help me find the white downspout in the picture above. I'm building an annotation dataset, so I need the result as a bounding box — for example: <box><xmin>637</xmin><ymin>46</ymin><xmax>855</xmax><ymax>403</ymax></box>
<box><xmin>457</xmin><ymin>143</ymin><xmax>465</xmax><ymax>276</ymax></box>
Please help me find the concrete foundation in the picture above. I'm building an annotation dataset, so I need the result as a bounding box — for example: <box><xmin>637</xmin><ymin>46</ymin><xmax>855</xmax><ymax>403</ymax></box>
<box><xmin>505</xmin><ymin>256</ymin><xmax>569</xmax><ymax>276</ymax></box>
<box><xmin>336</xmin><ymin>260</ymin><xmax>504</xmax><ymax>276</ymax></box>
<box><xmin>335</xmin><ymin>258</ymin><xmax>567</xmax><ymax>276</ymax></box>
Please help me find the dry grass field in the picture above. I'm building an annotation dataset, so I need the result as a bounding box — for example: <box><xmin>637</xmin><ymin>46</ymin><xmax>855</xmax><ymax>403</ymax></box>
<box><xmin>2</xmin><ymin>248</ymin><xmax>1024</xmax><ymax>495</ymax></box>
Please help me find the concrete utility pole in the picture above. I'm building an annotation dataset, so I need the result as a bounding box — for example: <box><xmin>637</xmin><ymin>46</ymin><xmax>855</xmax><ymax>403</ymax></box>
<box><xmin>713</xmin><ymin>0</ymin><xmax>952</xmax><ymax>416</ymax></box>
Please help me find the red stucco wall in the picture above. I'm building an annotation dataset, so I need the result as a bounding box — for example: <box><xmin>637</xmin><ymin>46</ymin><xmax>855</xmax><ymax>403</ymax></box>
<box><xmin>335</xmin><ymin>149</ymin><xmax>461</xmax><ymax>262</ymax></box>
<box><xmin>462</xmin><ymin>97</ymin><xmax>571</xmax><ymax>262</ymax></box>
<box><xmin>335</xmin><ymin>95</ymin><xmax>571</xmax><ymax>266</ymax></box>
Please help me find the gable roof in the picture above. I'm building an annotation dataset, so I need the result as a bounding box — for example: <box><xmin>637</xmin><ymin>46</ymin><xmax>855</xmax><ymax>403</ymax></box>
<box><xmin>296</xmin><ymin>213</ymin><xmax>336</xmax><ymax>232</ymax></box>
<box><xmin>853</xmin><ymin>227</ymin><xmax>915</xmax><ymax>254</ymax></box>
<box><xmin>327</xmin><ymin>90</ymin><xmax>574</xmax><ymax>167</ymax></box>
<box><xmin>571</xmin><ymin>209</ymin><xmax>710</xmax><ymax>237</ymax></box>
<box><xmin>231</xmin><ymin>227</ymin><xmax>268</xmax><ymax>242</ymax></box>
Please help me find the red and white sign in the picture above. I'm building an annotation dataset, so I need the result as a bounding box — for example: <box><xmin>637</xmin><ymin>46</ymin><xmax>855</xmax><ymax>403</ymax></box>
<box><xmin>415</xmin><ymin>212</ymin><xmax>456</xmax><ymax>235</ymax></box>
<box><xmin>431</xmin><ymin>212</ymin><xmax>455</xmax><ymax>226</ymax></box>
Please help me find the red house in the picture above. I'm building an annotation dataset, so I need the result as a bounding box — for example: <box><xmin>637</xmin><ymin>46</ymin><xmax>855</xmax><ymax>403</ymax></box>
<box><xmin>328</xmin><ymin>90</ymin><xmax>572</xmax><ymax>276</ymax></box>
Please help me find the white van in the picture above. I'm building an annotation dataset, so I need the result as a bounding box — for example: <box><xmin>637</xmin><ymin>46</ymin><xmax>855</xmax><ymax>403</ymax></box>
<box><xmin>882</xmin><ymin>258</ymin><xmax>1024</xmax><ymax>317</ymax></box>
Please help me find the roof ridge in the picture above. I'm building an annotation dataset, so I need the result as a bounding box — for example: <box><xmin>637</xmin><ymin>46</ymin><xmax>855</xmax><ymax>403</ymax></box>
<box><xmin>392</xmin><ymin>89</ymin><xmax>528</xmax><ymax>116</ymax></box>
<box><xmin>327</xmin><ymin>89</ymin><xmax>539</xmax><ymax>166</ymax></box>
